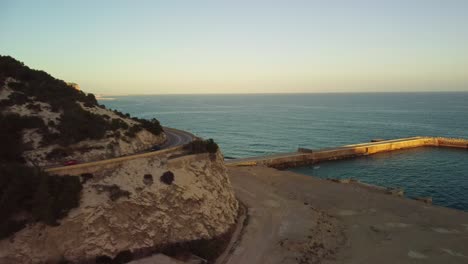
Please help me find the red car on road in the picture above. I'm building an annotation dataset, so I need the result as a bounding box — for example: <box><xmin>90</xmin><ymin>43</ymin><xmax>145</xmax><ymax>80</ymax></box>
<box><xmin>64</xmin><ymin>160</ymin><xmax>79</xmax><ymax>166</ymax></box>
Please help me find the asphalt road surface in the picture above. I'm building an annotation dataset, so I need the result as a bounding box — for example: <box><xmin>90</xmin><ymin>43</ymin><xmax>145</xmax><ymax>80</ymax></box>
<box><xmin>44</xmin><ymin>127</ymin><xmax>194</xmax><ymax>169</ymax></box>
<box><xmin>160</xmin><ymin>127</ymin><xmax>195</xmax><ymax>148</ymax></box>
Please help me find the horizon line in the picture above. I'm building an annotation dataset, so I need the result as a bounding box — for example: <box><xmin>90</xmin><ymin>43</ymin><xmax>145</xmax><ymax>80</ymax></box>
<box><xmin>96</xmin><ymin>90</ymin><xmax>468</xmax><ymax>97</ymax></box>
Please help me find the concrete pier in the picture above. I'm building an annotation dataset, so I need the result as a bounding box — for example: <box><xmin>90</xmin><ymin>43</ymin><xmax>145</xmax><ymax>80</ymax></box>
<box><xmin>225</xmin><ymin>136</ymin><xmax>468</xmax><ymax>169</ymax></box>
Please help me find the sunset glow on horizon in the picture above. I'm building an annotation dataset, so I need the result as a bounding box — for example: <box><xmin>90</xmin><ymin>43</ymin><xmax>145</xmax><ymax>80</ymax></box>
<box><xmin>1</xmin><ymin>0</ymin><xmax>467</xmax><ymax>94</ymax></box>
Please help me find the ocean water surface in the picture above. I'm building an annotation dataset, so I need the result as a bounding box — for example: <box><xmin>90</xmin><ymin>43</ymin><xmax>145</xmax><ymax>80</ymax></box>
<box><xmin>101</xmin><ymin>93</ymin><xmax>468</xmax><ymax>210</ymax></box>
<box><xmin>291</xmin><ymin>148</ymin><xmax>468</xmax><ymax>211</ymax></box>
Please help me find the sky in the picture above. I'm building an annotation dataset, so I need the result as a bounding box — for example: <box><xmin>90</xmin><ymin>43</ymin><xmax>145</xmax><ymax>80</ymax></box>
<box><xmin>1</xmin><ymin>0</ymin><xmax>468</xmax><ymax>94</ymax></box>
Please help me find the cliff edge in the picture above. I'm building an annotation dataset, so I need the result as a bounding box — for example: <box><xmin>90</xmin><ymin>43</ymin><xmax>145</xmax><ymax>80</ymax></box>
<box><xmin>0</xmin><ymin>151</ymin><xmax>239</xmax><ymax>263</ymax></box>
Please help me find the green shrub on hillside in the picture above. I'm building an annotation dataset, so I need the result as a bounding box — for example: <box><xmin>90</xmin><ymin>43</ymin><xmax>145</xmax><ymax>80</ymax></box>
<box><xmin>110</xmin><ymin>118</ymin><xmax>129</xmax><ymax>130</ymax></box>
<box><xmin>56</xmin><ymin>109</ymin><xmax>109</xmax><ymax>145</ymax></box>
<box><xmin>205</xmin><ymin>138</ymin><xmax>219</xmax><ymax>153</ymax></box>
<box><xmin>0</xmin><ymin>113</ymin><xmax>46</xmax><ymax>162</ymax></box>
<box><xmin>160</xmin><ymin>171</ymin><xmax>175</xmax><ymax>185</ymax></box>
<box><xmin>0</xmin><ymin>163</ymin><xmax>82</xmax><ymax>238</ymax></box>
<box><xmin>0</xmin><ymin>55</ymin><xmax>163</xmax><ymax>150</ymax></box>
<box><xmin>93</xmin><ymin>184</ymin><xmax>130</xmax><ymax>201</ymax></box>
<box><xmin>134</xmin><ymin>117</ymin><xmax>163</xmax><ymax>136</ymax></box>
<box><xmin>124</xmin><ymin>124</ymin><xmax>143</xmax><ymax>138</ymax></box>
<box><xmin>185</xmin><ymin>138</ymin><xmax>219</xmax><ymax>154</ymax></box>
<box><xmin>0</xmin><ymin>56</ymin><xmax>96</xmax><ymax>108</ymax></box>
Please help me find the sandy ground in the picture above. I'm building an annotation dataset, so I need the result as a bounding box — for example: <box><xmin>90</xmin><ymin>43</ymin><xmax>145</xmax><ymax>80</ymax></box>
<box><xmin>225</xmin><ymin>166</ymin><xmax>468</xmax><ymax>264</ymax></box>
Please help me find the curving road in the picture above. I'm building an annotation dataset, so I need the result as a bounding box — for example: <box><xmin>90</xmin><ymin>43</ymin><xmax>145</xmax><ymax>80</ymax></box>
<box><xmin>44</xmin><ymin>127</ymin><xmax>195</xmax><ymax>170</ymax></box>
<box><xmin>160</xmin><ymin>127</ymin><xmax>196</xmax><ymax>149</ymax></box>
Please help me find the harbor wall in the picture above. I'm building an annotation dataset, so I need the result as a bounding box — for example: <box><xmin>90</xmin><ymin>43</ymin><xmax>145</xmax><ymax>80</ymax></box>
<box><xmin>226</xmin><ymin>137</ymin><xmax>468</xmax><ymax>169</ymax></box>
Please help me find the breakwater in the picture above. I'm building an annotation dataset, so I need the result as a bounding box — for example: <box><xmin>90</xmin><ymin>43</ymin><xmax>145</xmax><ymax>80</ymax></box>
<box><xmin>225</xmin><ymin>137</ymin><xmax>468</xmax><ymax>169</ymax></box>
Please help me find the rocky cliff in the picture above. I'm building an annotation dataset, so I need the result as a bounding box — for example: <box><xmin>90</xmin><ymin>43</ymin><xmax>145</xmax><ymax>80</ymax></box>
<box><xmin>0</xmin><ymin>151</ymin><xmax>239</xmax><ymax>263</ymax></box>
<box><xmin>0</xmin><ymin>56</ymin><xmax>166</xmax><ymax>166</ymax></box>
<box><xmin>0</xmin><ymin>55</ymin><xmax>238</xmax><ymax>263</ymax></box>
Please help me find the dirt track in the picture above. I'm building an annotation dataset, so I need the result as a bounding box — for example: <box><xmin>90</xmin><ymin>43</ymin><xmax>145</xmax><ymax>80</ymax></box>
<box><xmin>225</xmin><ymin>166</ymin><xmax>468</xmax><ymax>264</ymax></box>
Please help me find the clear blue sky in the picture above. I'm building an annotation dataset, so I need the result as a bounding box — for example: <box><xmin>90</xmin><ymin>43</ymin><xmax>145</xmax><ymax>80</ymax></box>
<box><xmin>1</xmin><ymin>0</ymin><xmax>468</xmax><ymax>94</ymax></box>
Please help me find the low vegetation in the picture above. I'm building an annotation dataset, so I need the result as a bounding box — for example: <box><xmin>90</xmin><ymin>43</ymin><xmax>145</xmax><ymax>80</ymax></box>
<box><xmin>133</xmin><ymin>117</ymin><xmax>163</xmax><ymax>136</ymax></box>
<box><xmin>0</xmin><ymin>163</ymin><xmax>82</xmax><ymax>238</ymax></box>
<box><xmin>0</xmin><ymin>55</ymin><xmax>163</xmax><ymax>151</ymax></box>
<box><xmin>0</xmin><ymin>56</ymin><xmax>168</xmax><ymax>241</ymax></box>
<box><xmin>0</xmin><ymin>55</ymin><xmax>97</xmax><ymax>110</ymax></box>
<box><xmin>0</xmin><ymin>112</ymin><xmax>83</xmax><ymax>239</ymax></box>
<box><xmin>184</xmin><ymin>139</ymin><xmax>219</xmax><ymax>154</ymax></box>
<box><xmin>93</xmin><ymin>184</ymin><xmax>131</xmax><ymax>201</ymax></box>
<box><xmin>160</xmin><ymin>171</ymin><xmax>175</xmax><ymax>185</ymax></box>
<box><xmin>0</xmin><ymin>55</ymin><xmax>163</xmax><ymax>239</ymax></box>
<box><xmin>0</xmin><ymin>113</ymin><xmax>45</xmax><ymax>162</ymax></box>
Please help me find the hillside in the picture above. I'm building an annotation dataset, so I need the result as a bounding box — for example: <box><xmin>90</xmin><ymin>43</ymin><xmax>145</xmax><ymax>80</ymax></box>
<box><xmin>0</xmin><ymin>56</ymin><xmax>239</xmax><ymax>263</ymax></box>
<box><xmin>0</xmin><ymin>55</ymin><xmax>166</xmax><ymax>241</ymax></box>
<box><xmin>0</xmin><ymin>55</ymin><xmax>166</xmax><ymax>166</ymax></box>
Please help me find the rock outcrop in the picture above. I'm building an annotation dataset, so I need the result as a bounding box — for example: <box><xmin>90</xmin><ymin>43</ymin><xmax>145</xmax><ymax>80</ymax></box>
<box><xmin>0</xmin><ymin>55</ymin><xmax>237</xmax><ymax>263</ymax></box>
<box><xmin>0</xmin><ymin>77</ymin><xmax>165</xmax><ymax>166</ymax></box>
<box><xmin>0</xmin><ymin>151</ymin><xmax>239</xmax><ymax>263</ymax></box>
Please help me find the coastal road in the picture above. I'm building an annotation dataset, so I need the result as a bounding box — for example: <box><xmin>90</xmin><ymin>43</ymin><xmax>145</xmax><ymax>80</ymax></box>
<box><xmin>44</xmin><ymin>127</ymin><xmax>195</xmax><ymax>170</ymax></box>
<box><xmin>160</xmin><ymin>127</ymin><xmax>196</xmax><ymax>148</ymax></box>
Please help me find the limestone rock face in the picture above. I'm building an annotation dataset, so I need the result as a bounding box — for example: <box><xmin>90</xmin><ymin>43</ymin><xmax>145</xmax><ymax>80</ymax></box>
<box><xmin>0</xmin><ymin>151</ymin><xmax>238</xmax><ymax>263</ymax></box>
<box><xmin>23</xmin><ymin>127</ymin><xmax>166</xmax><ymax>167</ymax></box>
<box><xmin>1</xmin><ymin>79</ymin><xmax>166</xmax><ymax>166</ymax></box>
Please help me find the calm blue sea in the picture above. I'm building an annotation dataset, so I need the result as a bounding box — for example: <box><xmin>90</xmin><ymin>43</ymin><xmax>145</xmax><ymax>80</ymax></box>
<box><xmin>101</xmin><ymin>93</ymin><xmax>468</xmax><ymax>210</ymax></box>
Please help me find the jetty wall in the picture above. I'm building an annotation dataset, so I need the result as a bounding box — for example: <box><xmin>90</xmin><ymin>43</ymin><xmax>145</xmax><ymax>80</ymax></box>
<box><xmin>46</xmin><ymin>136</ymin><xmax>468</xmax><ymax>175</ymax></box>
<box><xmin>434</xmin><ymin>137</ymin><xmax>468</xmax><ymax>149</ymax></box>
<box><xmin>226</xmin><ymin>137</ymin><xmax>468</xmax><ymax>169</ymax></box>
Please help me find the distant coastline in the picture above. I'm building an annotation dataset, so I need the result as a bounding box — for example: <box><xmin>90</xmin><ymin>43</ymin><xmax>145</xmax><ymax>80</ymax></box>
<box><xmin>95</xmin><ymin>94</ymin><xmax>116</xmax><ymax>101</ymax></box>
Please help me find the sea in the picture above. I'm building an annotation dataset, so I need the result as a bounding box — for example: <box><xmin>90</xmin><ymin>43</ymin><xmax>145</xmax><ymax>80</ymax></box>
<box><xmin>101</xmin><ymin>92</ymin><xmax>468</xmax><ymax>211</ymax></box>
